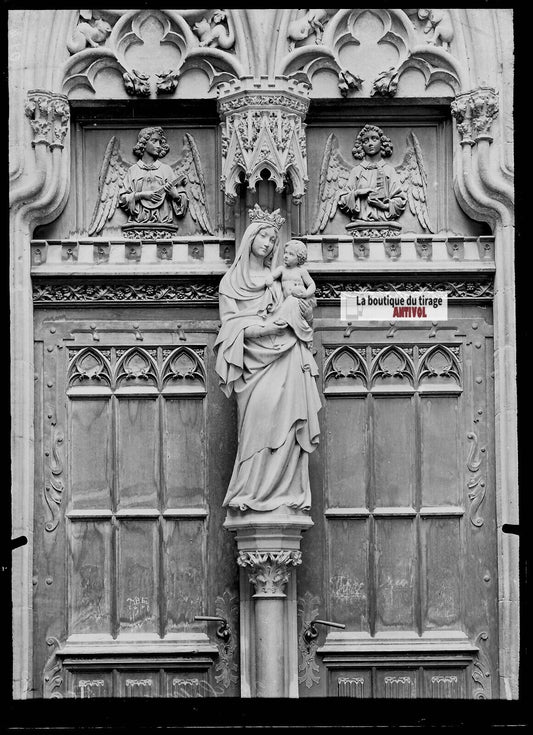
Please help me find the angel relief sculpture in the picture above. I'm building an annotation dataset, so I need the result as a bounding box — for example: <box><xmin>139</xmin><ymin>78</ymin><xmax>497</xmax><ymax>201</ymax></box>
<box><xmin>311</xmin><ymin>124</ymin><xmax>434</xmax><ymax>237</ymax></box>
<box><xmin>88</xmin><ymin>126</ymin><xmax>214</xmax><ymax>239</ymax></box>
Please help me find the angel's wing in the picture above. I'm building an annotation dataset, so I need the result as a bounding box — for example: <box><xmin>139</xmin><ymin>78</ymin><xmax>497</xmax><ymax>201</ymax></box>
<box><xmin>88</xmin><ymin>136</ymin><xmax>130</xmax><ymax>236</ymax></box>
<box><xmin>311</xmin><ymin>133</ymin><xmax>352</xmax><ymax>234</ymax></box>
<box><xmin>395</xmin><ymin>131</ymin><xmax>434</xmax><ymax>233</ymax></box>
<box><xmin>171</xmin><ymin>133</ymin><xmax>214</xmax><ymax>235</ymax></box>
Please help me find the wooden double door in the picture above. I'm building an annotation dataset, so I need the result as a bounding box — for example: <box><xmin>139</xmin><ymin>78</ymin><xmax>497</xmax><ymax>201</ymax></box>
<box><xmin>33</xmin><ymin>303</ymin><xmax>498</xmax><ymax>698</ymax></box>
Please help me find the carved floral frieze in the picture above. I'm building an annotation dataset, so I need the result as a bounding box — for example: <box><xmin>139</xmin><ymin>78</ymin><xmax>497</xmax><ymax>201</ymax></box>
<box><xmin>32</xmin><ymin>278</ymin><xmax>495</xmax><ymax>305</ymax></box>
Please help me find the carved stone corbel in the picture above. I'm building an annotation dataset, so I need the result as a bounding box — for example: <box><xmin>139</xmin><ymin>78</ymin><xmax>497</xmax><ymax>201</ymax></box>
<box><xmin>238</xmin><ymin>550</ymin><xmax>302</xmax><ymax>597</ymax></box>
<box><xmin>451</xmin><ymin>87</ymin><xmax>499</xmax><ymax>145</ymax></box>
<box><xmin>216</xmin><ymin>78</ymin><xmax>310</xmax><ymax>205</ymax></box>
<box><xmin>24</xmin><ymin>90</ymin><xmax>70</xmax><ymax>150</ymax></box>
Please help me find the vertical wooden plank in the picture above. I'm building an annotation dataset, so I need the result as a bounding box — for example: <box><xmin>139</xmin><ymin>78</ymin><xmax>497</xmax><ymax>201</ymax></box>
<box><xmin>420</xmin><ymin>396</ymin><xmax>460</xmax><ymax>506</ymax></box>
<box><xmin>116</xmin><ymin>398</ymin><xmax>159</xmax><ymax>509</ymax></box>
<box><xmin>163</xmin><ymin>519</ymin><xmax>205</xmax><ymax>633</ymax></box>
<box><xmin>421</xmin><ymin>517</ymin><xmax>462</xmax><ymax>630</ymax></box>
<box><xmin>68</xmin><ymin>521</ymin><xmax>112</xmax><ymax>635</ymax></box>
<box><xmin>325</xmin><ymin>397</ymin><xmax>368</xmax><ymax>508</ymax></box>
<box><xmin>327</xmin><ymin>519</ymin><xmax>369</xmax><ymax>632</ymax></box>
<box><xmin>163</xmin><ymin>398</ymin><xmax>205</xmax><ymax>508</ymax></box>
<box><xmin>69</xmin><ymin>399</ymin><xmax>112</xmax><ymax>509</ymax></box>
<box><xmin>373</xmin><ymin>397</ymin><xmax>414</xmax><ymax>507</ymax></box>
<box><xmin>375</xmin><ymin>518</ymin><xmax>416</xmax><ymax>631</ymax></box>
<box><xmin>117</xmin><ymin>520</ymin><xmax>159</xmax><ymax>634</ymax></box>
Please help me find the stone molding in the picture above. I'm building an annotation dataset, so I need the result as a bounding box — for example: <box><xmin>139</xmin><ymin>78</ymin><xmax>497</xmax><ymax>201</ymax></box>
<box><xmin>31</xmin><ymin>276</ymin><xmax>495</xmax><ymax>306</ymax></box>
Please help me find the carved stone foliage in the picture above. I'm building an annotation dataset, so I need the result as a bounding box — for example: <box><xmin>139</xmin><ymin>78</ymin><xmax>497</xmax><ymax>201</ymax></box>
<box><xmin>87</xmin><ymin>128</ymin><xmax>213</xmax><ymax>239</ymax></box>
<box><xmin>278</xmin><ymin>9</ymin><xmax>462</xmax><ymax>98</ymax></box>
<box><xmin>314</xmin><ymin>279</ymin><xmax>494</xmax><ymax>301</ymax></box>
<box><xmin>217</xmin><ymin>79</ymin><xmax>310</xmax><ymax>205</ymax></box>
<box><xmin>451</xmin><ymin>87</ymin><xmax>499</xmax><ymax>145</ymax></box>
<box><xmin>66</xmin><ymin>345</ymin><xmax>206</xmax><ymax>392</ymax></box>
<box><xmin>32</xmin><ymin>278</ymin><xmax>495</xmax><ymax>306</ymax></box>
<box><xmin>237</xmin><ymin>550</ymin><xmax>302</xmax><ymax>597</ymax></box>
<box><xmin>24</xmin><ymin>90</ymin><xmax>70</xmax><ymax>149</ymax></box>
<box><xmin>44</xmin><ymin>426</ymin><xmax>65</xmax><ymax>533</ymax></box>
<box><xmin>297</xmin><ymin>591</ymin><xmax>321</xmax><ymax>688</ymax></box>
<box><xmin>472</xmin><ymin>631</ymin><xmax>492</xmax><ymax>698</ymax></box>
<box><xmin>466</xmin><ymin>431</ymin><xmax>487</xmax><ymax>527</ymax></box>
<box><xmin>324</xmin><ymin>344</ymin><xmax>462</xmax><ymax>392</ymax></box>
<box><xmin>312</xmin><ymin>127</ymin><xmax>433</xmax><ymax>235</ymax></box>
<box><xmin>43</xmin><ymin>637</ymin><xmax>63</xmax><ymax>698</ymax></box>
<box><xmin>63</xmin><ymin>9</ymin><xmax>241</xmax><ymax>99</ymax></box>
<box><xmin>33</xmin><ymin>282</ymin><xmax>219</xmax><ymax>304</ymax></box>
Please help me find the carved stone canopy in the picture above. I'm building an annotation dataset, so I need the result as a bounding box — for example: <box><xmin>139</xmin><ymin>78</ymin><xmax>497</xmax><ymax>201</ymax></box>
<box><xmin>217</xmin><ymin>77</ymin><xmax>310</xmax><ymax>205</ymax></box>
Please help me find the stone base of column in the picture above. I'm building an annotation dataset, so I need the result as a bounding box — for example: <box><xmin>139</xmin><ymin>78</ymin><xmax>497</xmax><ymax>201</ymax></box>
<box><xmin>223</xmin><ymin>506</ymin><xmax>313</xmax><ymax>698</ymax></box>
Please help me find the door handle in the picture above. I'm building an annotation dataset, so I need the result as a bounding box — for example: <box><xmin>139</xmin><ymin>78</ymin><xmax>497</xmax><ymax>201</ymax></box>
<box><xmin>194</xmin><ymin>615</ymin><xmax>231</xmax><ymax>644</ymax></box>
<box><xmin>303</xmin><ymin>618</ymin><xmax>345</xmax><ymax>645</ymax></box>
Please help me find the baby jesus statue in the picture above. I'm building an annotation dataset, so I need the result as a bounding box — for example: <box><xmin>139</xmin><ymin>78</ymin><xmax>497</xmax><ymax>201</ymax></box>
<box><xmin>264</xmin><ymin>239</ymin><xmax>316</xmax><ymax>347</ymax></box>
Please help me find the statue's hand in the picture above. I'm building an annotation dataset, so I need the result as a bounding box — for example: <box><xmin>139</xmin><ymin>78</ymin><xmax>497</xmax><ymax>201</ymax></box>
<box><xmin>137</xmin><ymin>189</ymin><xmax>163</xmax><ymax>203</ymax></box>
<box><xmin>355</xmin><ymin>187</ymin><xmax>375</xmax><ymax>197</ymax></box>
<box><xmin>164</xmin><ymin>182</ymin><xmax>180</xmax><ymax>199</ymax></box>
<box><xmin>264</xmin><ymin>275</ymin><xmax>274</xmax><ymax>287</ymax></box>
<box><xmin>367</xmin><ymin>195</ymin><xmax>389</xmax><ymax>210</ymax></box>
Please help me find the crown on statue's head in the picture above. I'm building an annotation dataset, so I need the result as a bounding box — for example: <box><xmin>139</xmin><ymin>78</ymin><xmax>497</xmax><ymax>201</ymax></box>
<box><xmin>248</xmin><ymin>204</ymin><xmax>285</xmax><ymax>230</ymax></box>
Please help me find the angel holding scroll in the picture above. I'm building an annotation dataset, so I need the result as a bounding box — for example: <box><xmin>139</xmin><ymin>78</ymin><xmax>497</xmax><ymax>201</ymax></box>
<box><xmin>88</xmin><ymin>126</ymin><xmax>214</xmax><ymax>237</ymax></box>
<box><xmin>311</xmin><ymin>124</ymin><xmax>434</xmax><ymax>234</ymax></box>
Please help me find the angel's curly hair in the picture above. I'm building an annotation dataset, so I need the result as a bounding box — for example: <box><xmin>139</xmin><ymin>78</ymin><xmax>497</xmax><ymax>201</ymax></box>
<box><xmin>133</xmin><ymin>127</ymin><xmax>170</xmax><ymax>159</ymax></box>
<box><xmin>352</xmin><ymin>124</ymin><xmax>393</xmax><ymax>160</ymax></box>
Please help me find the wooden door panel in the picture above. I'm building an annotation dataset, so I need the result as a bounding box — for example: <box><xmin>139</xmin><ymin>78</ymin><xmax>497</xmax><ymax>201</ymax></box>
<box><xmin>375</xmin><ymin>517</ymin><xmax>417</xmax><ymax>630</ymax></box>
<box><xmin>68</xmin><ymin>520</ymin><xmax>112</xmax><ymax>635</ymax></box>
<box><xmin>373</xmin><ymin>396</ymin><xmax>415</xmax><ymax>507</ymax></box>
<box><xmin>299</xmin><ymin>315</ymin><xmax>498</xmax><ymax>698</ymax></box>
<box><xmin>325</xmin><ymin>398</ymin><xmax>368</xmax><ymax>508</ymax></box>
<box><xmin>163</xmin><ymin>399</ymin><xmax>206</xmax><ymax>506</ymax></box>
<box><xmin>69</xmin><ymin>398</ymin><xmax>112</xmax><ymax>509</ymax></box>
<box><xmin>34</xmin><ymin>312</ymin><xmax>240</xmax><ymax>698</ymax></box>
<box><xmin>420</xmin><ymin>396</ymin><xmax>460</xmax><ymax>506</ymax></box>
<box><xmin>421</xmin><ymin>517</ymin><xmax>462</xmax><ymax>629</ymax></box>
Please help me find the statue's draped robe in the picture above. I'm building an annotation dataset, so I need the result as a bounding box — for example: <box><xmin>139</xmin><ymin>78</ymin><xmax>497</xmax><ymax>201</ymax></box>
<box><xmin>119</xmin><ymin>160</ymin><xmax>186</xmax><ymax>224</ymax></box>
<box><xmin>340</xmin><ymin>160</ymin><xmax>406</xmax><ymax>221</ymax></box>
<box><xmin>214</xmin><ymin>223</ymin><xmax>321</xmax><ymax>511</ymax></box>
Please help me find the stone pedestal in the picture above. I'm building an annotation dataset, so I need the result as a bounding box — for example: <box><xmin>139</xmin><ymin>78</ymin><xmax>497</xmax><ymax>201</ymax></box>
<box><xmin>224</xmin><ymin>507</ymin><xmax>313</xmax><ymax>698</ymax></box>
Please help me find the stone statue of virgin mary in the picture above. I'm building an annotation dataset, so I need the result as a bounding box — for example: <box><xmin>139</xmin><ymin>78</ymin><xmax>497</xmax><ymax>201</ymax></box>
<box><xmin>214</xmin><ymin>205</ymin><xmax>321</xmax><ymax>513</ymax></box>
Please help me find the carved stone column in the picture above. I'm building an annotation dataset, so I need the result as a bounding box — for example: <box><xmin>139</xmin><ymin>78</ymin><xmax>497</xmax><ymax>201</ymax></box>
<box><xmin>224</xmin><ymin>508</ymin><xmax>313</xmax><ymax>697</ymax></box>
<box><xmin>216</xmin><ymin>77</ymin><xmax>310</xmax><ymax>206</ymax></box>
